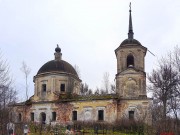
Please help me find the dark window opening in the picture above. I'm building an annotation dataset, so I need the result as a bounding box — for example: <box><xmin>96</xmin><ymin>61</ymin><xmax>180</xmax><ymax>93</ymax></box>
<box><xmin>18</xmin><ymin>113</ymin><xmax>22</xmax><ymax>122</ymax></box>
<box><xmin>72</xmin><ymin>111</ymin><xmax>77</xmax><ymax>121</ymax></box>
<box><xmin>41</xmin><ymin>112</ymin><xmax>46</xmax><ymax>124</ymax></box>
<box><xmin>98</xmin><ymin>110</ymin><xmax>104</xmax><ymax>121</ymax></box>
<box><xmin>60</xmin><ymin>84</ymin><xmax>65</xmax><ymax>92</ymax></box>
<box><xmin>31</xmin><ymin>112</ymin><xmax>34</xmax><ymax>121</ymax></box>
<box><xmin>127</xmin><ymin>55</ymin><xmax>134</xmax><ymax>67</ymax></box>
<box><xmin>129</xmin><ymin>111</ymin><xmax>134</xmax><ymax>120</ymax></box>
<box><xmin>42</xmin><ymin>84</ymin><xmax>46</xmax><ymax>92</ymax></box>
<box><xmin>52</xmin><ymin>112</ymin><xmax>56</xmax><ymax>121</ymax></box>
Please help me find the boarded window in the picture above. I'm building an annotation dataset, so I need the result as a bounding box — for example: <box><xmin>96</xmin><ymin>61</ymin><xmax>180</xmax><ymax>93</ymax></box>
<box><xmin>98</xmin><ymin>110</ymin><xmax>104</xmax><ymax>121</ymax></box>
<box><xmin>52</xmin><ymin>112</ymin><xmax>56</xmax><ymax>121</ymax></box>
<box><xmin>60</xmin><ymin>84</ymin><xmax>65</xmax><ymax>92</ymax></box>
<box><xmin>31</xmin><ymin>112</ymin><xmax>34</xmax><ymax>121</ymax></box>
<box><xmin>129</xmin><ymin>111</ymin><xmax>134</xmax><ymax>120</ymax></box>
<box><xmin>72</xmin><ymin>111</ymin><xmax>77</xmax><ymax>121</ymax></box>
<box><xmin>42</xmin><ymin>84</ymin><xmax>46</xmax><ymax>92</ymax></box>
<box><xmin>127</xmin><ymin>55</ymin><xmax>134</xmax><ymax>67</ymax></box>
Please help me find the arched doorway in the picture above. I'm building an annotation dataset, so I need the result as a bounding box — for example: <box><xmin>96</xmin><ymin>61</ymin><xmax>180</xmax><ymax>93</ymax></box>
<box><xmin>40</xmin><ymin>112</ymin><xmax>46</xmax><ymax>124</ymax></box>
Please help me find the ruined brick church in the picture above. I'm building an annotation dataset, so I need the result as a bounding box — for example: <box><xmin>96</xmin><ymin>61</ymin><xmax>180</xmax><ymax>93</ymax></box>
<box><xmin>11</xmin><ymin>5</ymin><xmax>152</xmax><ymax>125</ymax></box>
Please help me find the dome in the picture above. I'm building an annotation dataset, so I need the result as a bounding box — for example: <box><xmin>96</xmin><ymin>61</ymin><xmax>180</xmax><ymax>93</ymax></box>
<box><xmin>120</xmin><ymin>38</ymin><xmax>141</xmax><ymax>46</ymax></box>
<box><xmin>37</xmin><ymin>60</ymin><xmax>78</xmax><ymax>76</ymax></box>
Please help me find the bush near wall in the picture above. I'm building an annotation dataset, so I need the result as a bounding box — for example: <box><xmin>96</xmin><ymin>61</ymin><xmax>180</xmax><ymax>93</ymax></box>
<box><xmin>160</xmin><ymin>133</ymin><xmax>174</xmax><ymax>135</ymax></box>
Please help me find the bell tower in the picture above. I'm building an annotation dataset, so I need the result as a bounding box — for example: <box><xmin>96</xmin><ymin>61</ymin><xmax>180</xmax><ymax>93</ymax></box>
<box><xmin>115</xmin><ymin>3</ymin><xmax>147</xmax><ymax>98</ymax></box>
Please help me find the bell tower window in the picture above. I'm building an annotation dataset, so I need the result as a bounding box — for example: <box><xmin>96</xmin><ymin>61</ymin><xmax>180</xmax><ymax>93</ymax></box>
<box><xmin>127</xmin><ymin>55</ymin><xmax>134</xmax><ymax>67</ymax></box>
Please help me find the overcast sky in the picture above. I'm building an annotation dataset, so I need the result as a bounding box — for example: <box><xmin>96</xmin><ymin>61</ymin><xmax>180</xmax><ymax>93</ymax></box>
<box><xmin>0</xmin><ymin>0</ymin><xmax>180</xmax><ymax>101</ymax></box>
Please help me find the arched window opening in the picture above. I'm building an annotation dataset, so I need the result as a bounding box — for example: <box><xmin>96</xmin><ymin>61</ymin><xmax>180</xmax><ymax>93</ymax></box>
<box><xmin>127</xmin><ymin>55</ymin><xmax>134</xmax><ymax>67</ymax></box>
<box><xmin>40</xmin><ymin>112</ymin><xmax>46</xmax><ymax>124</ymax></box>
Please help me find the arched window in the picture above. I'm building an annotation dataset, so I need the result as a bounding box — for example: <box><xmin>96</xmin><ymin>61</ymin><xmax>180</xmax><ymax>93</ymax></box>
<box><xmin>127</xmin><ymin>55</ymin><xmax>134</xmax><ymax>67</ymax></box>
<box><xmin>40</xmin><ymin>112</ymin><xmax>46</xmax><ymax>124</ymax></box>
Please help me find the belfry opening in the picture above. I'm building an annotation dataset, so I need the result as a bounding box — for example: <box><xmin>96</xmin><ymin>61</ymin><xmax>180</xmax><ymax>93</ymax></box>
<box><xmin>127</xmin><ymin>54</ymin><xmax>134</xmax><ymax>67</ymax></box>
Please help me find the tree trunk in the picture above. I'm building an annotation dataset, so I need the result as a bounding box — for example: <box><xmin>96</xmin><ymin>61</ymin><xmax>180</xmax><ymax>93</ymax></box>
<box><xmin>163</xmin><ymin>100</ymin><xmax>167</xmax><ymax>131</ymax></box>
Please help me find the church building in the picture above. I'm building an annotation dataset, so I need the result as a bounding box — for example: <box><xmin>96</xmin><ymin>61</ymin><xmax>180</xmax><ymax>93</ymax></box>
<box><xmin>10</xmin><ymin>5</ymin><xmax>152</xmax><ymax>125</ymax></box>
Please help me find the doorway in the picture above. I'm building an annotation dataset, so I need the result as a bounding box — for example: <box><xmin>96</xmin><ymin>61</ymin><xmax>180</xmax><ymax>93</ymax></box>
<box><xmin>40</xmin><ymin>112</ymin><xmax>46</xmax><ymax>124</ymax></box>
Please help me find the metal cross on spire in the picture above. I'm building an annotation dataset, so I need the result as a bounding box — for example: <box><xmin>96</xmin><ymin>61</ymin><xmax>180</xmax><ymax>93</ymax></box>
<box><xmin>128</xmin><ymin>2</ymin><xmax>134</xmax><ymax>39</ymax></box>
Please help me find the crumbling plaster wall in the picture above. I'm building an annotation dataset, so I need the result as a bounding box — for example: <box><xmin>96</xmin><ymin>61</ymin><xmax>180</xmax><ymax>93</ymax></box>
<box><xmin>117</xmin><ymin>99</ymin><xmax>152</xmax><ymax>125</ymax></box>
<box><xmin>69</xmin><ymin>99</ymin><xmax>117</xmax><ymax>123</ymax></box>
<box><xmin>12</xmin><ymin>98</ymin><xmax>152</xmax><ymax>125</ymax></box>
<box><xmin>116</xmin><ymin>72</ymin><xmax>146</xmax><ymax>97</ymax></box>
<box><xmin>29</xmin><ymin>103</ymin><xmax>58</xmax><ymax>124</ymax></box>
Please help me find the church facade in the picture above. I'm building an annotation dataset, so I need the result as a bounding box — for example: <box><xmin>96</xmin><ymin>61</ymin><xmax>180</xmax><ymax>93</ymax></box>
<box><xmin>10</xmin><ymin>6</ymin><xmax>152</xmax><ymax>125</ymax></box>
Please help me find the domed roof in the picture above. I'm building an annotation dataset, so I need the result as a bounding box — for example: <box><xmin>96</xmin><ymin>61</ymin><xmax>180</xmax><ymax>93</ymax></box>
<box><xmin>37</xmin><ymin>60</ymin><xmax>78</xmax><ymax>76</ymax></box>
<box><xmin>120</xmin><ymin>38</ymin><xmax>141</xmax><ymax>46</ymax></box>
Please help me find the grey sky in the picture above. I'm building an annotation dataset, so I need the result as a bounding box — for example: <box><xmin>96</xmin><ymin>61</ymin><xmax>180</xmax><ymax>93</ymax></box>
<box><xmin>0</xmin><ymin>0</ymin><xmax>180</xmax><ymax>101</ymax></box>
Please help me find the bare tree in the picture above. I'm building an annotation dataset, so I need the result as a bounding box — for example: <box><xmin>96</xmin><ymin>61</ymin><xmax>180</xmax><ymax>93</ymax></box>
<box><xmin>173</xmin><ymin>46</ymin><xmax>180</xmax><ymax>73</ymax></box>
<box><xmin>20</xmin><ymin>61</ymin><xmax>31</xmax><ymax>100</ymax></box>
<box><xmin>94</xmin><ymin>87</ymin><xmax>100</xmax><ymax>95</ymax></box>
<box><xmin>148</xmin><ymin>59</ymin><xmax>179</xmax><ymax>121</ymax></box>
<box><xmin>0</xmin><ymin>51</ymin><xmax>17</xmax><ymax>134</ymax></box>
<box><xmin>148</xmin><ymin>47</ymin><xmax>180</xmax><ymax>133</ymax></box>
<box><xmin>80</xmin><ymin>83</ymin><xmax>92</xmax><ymax>95</ymax></box>
<box><xmin>110</xmin><ymin>84</ymin><xmax>116</xmax><ymax>94</ymax></box>
<box><xmin>86</xmin><ymin>89</ymin><xmax>93</xmax><ymax>95</ymax></box>
<box><xmin>102</xmin><ymin>72</ymin><xmax>110</xmax><ymax>94</ymax></box>
<box><xmin>171</xmin><ymin>46</ymin><xmax>180</xmax><ymax>133</ymax></box>
<box><xmin>74</xmin><ymin>64</ymin><xmax>81</xmax><ymax>78</ymax></box>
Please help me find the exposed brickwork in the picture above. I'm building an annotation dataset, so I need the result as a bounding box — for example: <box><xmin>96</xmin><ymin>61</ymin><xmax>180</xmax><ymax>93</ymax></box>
<box><xmin>56</xmin><ymin>103</ymin><xmax>73</xmax><ymax>124</ymax></box>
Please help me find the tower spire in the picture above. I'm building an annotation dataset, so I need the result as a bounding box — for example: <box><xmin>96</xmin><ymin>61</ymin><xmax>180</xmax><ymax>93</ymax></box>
<box><xmin>128</xmin><ymin>2</ymin><xmax>134</xmax><ymax>39</ymax></box>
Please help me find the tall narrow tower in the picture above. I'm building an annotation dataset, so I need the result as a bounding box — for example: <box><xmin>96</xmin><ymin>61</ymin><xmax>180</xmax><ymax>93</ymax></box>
<box><xmin>115</xmin><ymin>3</ymin><xmax>147</xmax><ymax>98</ymax></box>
